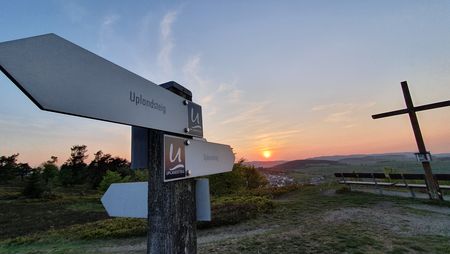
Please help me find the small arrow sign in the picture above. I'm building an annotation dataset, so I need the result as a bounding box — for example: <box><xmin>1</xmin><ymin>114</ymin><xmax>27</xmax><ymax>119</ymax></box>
<box><xmin>0</xmin><ymin>34</ymin><xmax>202</xmax><ymax>137</ymax></box>
<box><xmin>101</xmin><ymin>180</ymin><xmax>211</xmax><ymax>221</ymax></box>
<box><xmin>164</xmin><ymin>135</ymin><xmax>235</xmax><ymax>182</ymax></box>
<box><xmin>101</xmin><ymin>182</ymin><xmax>148</xmax><ymax>218</ymax></box>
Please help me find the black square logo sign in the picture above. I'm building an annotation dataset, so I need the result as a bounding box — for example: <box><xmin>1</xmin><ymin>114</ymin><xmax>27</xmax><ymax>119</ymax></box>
<box><xmin>187</xmin><ymin>102</ymin><xmax>203</xmax><ymax>137</ymax></box>
<box><xmin>164</xmin><ymin>135</ymin><xmax>186</xmax><ymax>181</ymax></box>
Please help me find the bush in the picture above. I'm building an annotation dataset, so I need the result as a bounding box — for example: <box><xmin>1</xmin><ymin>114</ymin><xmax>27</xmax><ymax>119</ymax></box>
<box><xmin>336</xmin><ymin>186</ymin><xmax>351</xmax><ymax>194</ymax></box>
<box><xmin>42</xmin><ymin>163</ymin><xmax>58</xmax><ymax>184</ymax></box>
<box><xmin>98</xmin><ymin>171</ymin><xmax>127</xmax><ymax>192</ymax></box>
<box><xmin>63</xmin><ymin>218</ymin><xmax>147</xmax><ymax>240</ymax></box>
<box><xmin>22</xmin><ymin>171</ymin><xmax>45</xmax><ymax>198</ymax></box>
<box><xmin>247</xmin><ymin>184</ymin><xmax>301</xmax><ymax>198</ymax></box>
<box><xmin>4</xmin><ymin>218</ymin><xmax>147</xmax><ymax>244</ymax></box>
<box><xmin>208</xmin><ymin>159</ymin><xmax>268</xmax><ymax>196</ymax></box>
<box><xmin>198</xmin><ymin>195</ymin><xmax>274</xmax><ymax>228</ymax></box>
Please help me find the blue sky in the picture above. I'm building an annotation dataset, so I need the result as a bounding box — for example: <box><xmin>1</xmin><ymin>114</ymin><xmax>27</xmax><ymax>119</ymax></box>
<box><xmin>0</xmin><ymin>1</ymin><xmax>449</xmax><ymax>166</ymax></box>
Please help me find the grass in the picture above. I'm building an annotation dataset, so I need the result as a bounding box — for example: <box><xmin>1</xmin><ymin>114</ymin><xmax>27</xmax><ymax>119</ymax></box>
<box><xmin>2</xmin><ymin>177</ymin><xmax>450</xmax><ymax>253</ymax></box>
<box><xmin>199</xmin><ymin>185</ymin><xmax>450</xmax><ymax>253</ymax></box>
<box><xmin>0</xmin><ymin>188</ymin><xmax>108</xmax><ymax>241</ymax></box>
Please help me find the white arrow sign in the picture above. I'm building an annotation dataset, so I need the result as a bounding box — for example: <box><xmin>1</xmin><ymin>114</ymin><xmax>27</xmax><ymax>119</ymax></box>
<box><xmin>101</xmin><ymin>180</ymin><xmax>211</xmax><ymax>221</ymax></box>
<box><xmin>164</xmin><ymin>135</ymin><xmax>235</xmax><ymax>182</ymax></box>
<box><xmin>0</xmin><ymin>34</ymin><xmax>202</xmax><ymax>137</ymax></box>
<box><xmin>101</xmin><ymin>182</ymin><xmax>148</xmax><ymax>218</ymax></box>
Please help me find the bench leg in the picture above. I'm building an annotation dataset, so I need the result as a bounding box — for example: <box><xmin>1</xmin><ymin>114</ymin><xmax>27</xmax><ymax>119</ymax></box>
<box><xmin>341</xmin><ymin>174</ymin><xmax>351</xmax><ymax>191</ymax></box>
<box><xmin>401</xmin><ymin>174</ymin><xmax>415</xmax><ymax>198</ymax></box>
<box><xmin>373</xmin><ymin>175</ymin><xmax>382</xmax><ymax>195</ymax></box>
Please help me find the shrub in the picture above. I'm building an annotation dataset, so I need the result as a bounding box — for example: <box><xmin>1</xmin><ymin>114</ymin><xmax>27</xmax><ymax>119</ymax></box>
<box><xmin>98</xmin><ymin>170</ymin><xmax>126</xmax><ymax>192</ymax></box>
<box><xmin>336</xmin><ymin>186</ymin><xmax>351</xmax><ymax>194</ymax></box>
<box><xmin>42</xmin><ymin>162</ymin><xmax>58</xmax><ymax>184</ymax></box>
<box><xmin>247</xmin><ymin>184</ymin><xmax>301</xmax><ymax>198</ymax></box>
<box><xmin>198</xmin><ymin>195</ymin><xmax>274</xmax><ymax>228</ymax></box>
<box><xmin>4</xmin><ymin>218</ymin><xmax>147</xmax><ymax>244</ymax></box>
<box><xmin>63</xmin><ymin>218</ymin><xmax>147</xmax><ymax>240</ymax></box>
<box><xmin>22</xmin><ymin>171</ymin><xmax>45</xmax><ymax>198</ymax></box>
<box><xmin>208</xmin><ymin>159</ymin><xmax>268</xmax><ymax>196</ymax></box>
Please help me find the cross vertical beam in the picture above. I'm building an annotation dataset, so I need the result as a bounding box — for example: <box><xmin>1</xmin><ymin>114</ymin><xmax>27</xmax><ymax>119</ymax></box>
<box><xmin>372</xmin><ymin>81</ymin><xmax>448</xmax><ymax>200</ymax></box>
<box><xmin>400</xmin><ymin>81</ymin><xmax>441</xmax><ymax>200</ymax></box>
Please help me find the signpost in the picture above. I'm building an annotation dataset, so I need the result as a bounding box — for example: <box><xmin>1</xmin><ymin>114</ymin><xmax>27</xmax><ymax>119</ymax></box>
<box><xmin>372</xmin><ymin>81</ymin><xmax>450</xmax><ymax>200</ymax></box>
<box><xmin>0</xmin><ymin>34</ymin><xmax>235</xmax><ymax>253</ymax></box>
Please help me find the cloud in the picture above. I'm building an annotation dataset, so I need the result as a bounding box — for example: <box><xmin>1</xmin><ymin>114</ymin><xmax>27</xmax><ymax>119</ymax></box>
<box><xmin>312</xmin><ymin>102</ymin><xmax>375</xmax><ymax>112</ymax></box>
<box><xmin>62</xmin><ymin>2</ymin><xmax>87</xmax><ymax>23</ymax></box>
<box><xmin>252</xmin><ymin>129</ymin><xmax>303</xmax><ymax>140</ymax></box>
<box><xmin>102</xmin><ymin>14</ymin><xmax>120</xmax><ymax>26</ymax></box>
<box><xmin>183</xmin><ymin>55</ymin><xmax>207</xmax><ymax>89</ymax></box>
<box><xmin>312</xmin><ymin>102</ymin><xmax>377</xmax><ymax>127</ymax></box>
<box><xmin>324</xmin><ymin>110</ymin><xmax>353</xmax><ymax>123</ymax></box>
<box><xmin>220</xmin><ymin>102</ymin><xmax>268</xmax><ymax>125</ymax></box>
<box><xmin>97</xmin><ymin>14</ymin><xmax>120</xmax><ymax>53</ymax></box>
<box><xmin>158</xmin><ymin>10</ymin><xmax>179</xmax><ymax>78</ymax></box>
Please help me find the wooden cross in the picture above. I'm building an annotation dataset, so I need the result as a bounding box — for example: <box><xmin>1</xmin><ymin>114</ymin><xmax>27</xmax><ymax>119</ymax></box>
<box><xmin>372</xmin><ymin>81</ymin><xmax>450</xmax><ymax>200</ymax></box>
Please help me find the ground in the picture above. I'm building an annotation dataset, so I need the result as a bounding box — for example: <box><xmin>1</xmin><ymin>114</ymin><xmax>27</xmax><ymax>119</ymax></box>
<box><xmin>2</xmin><ymin>184</ymin><xmax>450</xmax><ymax>254</ymax></box>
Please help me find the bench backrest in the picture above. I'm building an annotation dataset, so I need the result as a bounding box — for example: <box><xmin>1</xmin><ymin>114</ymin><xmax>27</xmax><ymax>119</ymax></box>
<box><xmin>388</xmin><ymin>173</ymin><xmax>425</xmax><ymax>180</ymax></box>
<box><xmin>335</xmin><ymin>172</ymin><xmax>450</xmax><ymax>181</ymax></box>
<box><xmin>334</xmin><ymin>172</ymin><xmax>386</xmax><ymax>179</ymax></box>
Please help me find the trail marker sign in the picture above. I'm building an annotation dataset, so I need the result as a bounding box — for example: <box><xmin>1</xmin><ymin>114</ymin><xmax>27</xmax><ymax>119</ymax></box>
<box><xmin>0</xmin><ymin>33</ymin><xmax>202</xmax><ymax>137</ymax></box>
<box><xmin>101</xmin><ymin>180</ymin><xmax>211</xmax><ymax>221</ymax></box>
<box><xmin>164</xmin><ymin>135</ymin><xmax>235</xmax><ymax>182</ymax></box>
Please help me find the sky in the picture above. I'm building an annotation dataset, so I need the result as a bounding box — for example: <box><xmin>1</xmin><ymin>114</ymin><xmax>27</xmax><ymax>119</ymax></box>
<box><xmin>0</xmin><ymin>0</ymin><xmax>449</xmax><ymax>166</ymax></box>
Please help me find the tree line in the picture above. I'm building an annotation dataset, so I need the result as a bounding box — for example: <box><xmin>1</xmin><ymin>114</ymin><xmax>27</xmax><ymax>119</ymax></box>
<box><xmin>0</xmin><ymin>145</ymin><xmax>146</xmax><ymax>198</ymax></box>
<box><xmin>0</xmin><ymin>145</ymin><xmax>268</xmax><ymax>198</ymax></box>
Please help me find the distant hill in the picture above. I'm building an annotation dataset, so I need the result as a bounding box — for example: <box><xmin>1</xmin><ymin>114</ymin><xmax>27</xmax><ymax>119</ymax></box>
<box><xmin>244</xmin><ymin>160</ymin><xmax>287</xmax><ymax>168</ymax></box>
<box><xmin>249</xmin><ymin>152</ymin><xmax>450</xmax><ymax>173</ymax></box>
<box><xmin>269</xmin><ymin>159</ymin><xmax>346</xmax><ymax>171</ymax></box>
<box><xmin>308</xmin><ymin>152</ymin><xmax>450</xmax><ymax>165</ymax></box>
<box><xmin>308</xmin><ymin>152</ymin><xmax>415</xmax><ymax>162</ymax></box>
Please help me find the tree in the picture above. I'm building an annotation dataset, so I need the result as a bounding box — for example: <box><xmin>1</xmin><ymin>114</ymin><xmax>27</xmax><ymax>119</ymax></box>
<box><xmin>22</xmin><ymin>169</ymin><xmax>45</xmax><ymax>198</ymax></box>
<box><xmin>17</xmin><ymin>163</ymin><xmax>32</xmax><ymax>181</ymax></box>
<box><xmin>240</xmin><ymin>165</ymin><xmax>268</xmax><ymax>189</ymax></box>
<box><xmin>60</xmin><ymin>145</ymin><xmax>88</xmax><ymax>186</ymax></box>
<box><xmin>88</xmin><ymin>150</ymin><xmax>111</xmax><ymax>188</ymax></box>
<box><xmin>208</xmin><ymin>159</ymin><xmax>246</xmax><ymax>196</ymax></box>
<box><xmin>0</xmin><ymin>154</ymin><xmax>19</xmax><ymax>183</ymax></box>
<box><xmin>88</xmin><ymin>151</ymin><xmax>131</xmax><ymax>188</ymax></box>
<box><xmin>208</xmin><ymin>159</ymin><xmax>268</xmax><ymax>196</ymax></box>
<box><xmin>98</xmin><ymin>170</ymin><xmax>125</xmax><ymax>192</ymax></box>
<box><xmin>42</xmin><ymin>156</ymin><xmax>59</xmax><ymax>184</ymax></box>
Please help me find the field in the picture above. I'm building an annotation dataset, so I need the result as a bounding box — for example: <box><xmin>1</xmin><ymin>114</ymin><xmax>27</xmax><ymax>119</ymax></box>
<box><xmin>2</xmin><ymin>181</ymin><xmax>450</xmax><ymax>253</ymax></box>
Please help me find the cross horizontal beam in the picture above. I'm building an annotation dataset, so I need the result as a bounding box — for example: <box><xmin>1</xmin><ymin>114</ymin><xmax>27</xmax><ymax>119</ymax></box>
<box><xmin>372</xmin><ymin>100</ymin><xmax>450</xmax><ymax>119</ymax></box>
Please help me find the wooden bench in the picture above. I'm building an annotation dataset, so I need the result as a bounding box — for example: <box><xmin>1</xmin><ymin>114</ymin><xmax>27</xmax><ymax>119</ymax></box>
<box><xmin>334</xmin><ymin>172</ymin><xmax>450</xmax><ymax>198</ymax></box>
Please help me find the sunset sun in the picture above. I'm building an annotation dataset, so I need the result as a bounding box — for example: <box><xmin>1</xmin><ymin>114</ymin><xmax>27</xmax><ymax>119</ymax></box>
<box><xmin>262</xmin><ymin>150</ymin><xmax>272</xmax><ymax>159</ymax></box>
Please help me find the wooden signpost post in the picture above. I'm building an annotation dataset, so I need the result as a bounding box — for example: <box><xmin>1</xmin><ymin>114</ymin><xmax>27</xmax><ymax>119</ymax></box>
<box><xmin>0</xmin><ymin>34</ymin><xmax>235</xmax><ymax>253</ymax></box>
<box><xmin>372</xmin><ymin>81</ymin><xmax>450</xmax><ymax>200</ymax></box>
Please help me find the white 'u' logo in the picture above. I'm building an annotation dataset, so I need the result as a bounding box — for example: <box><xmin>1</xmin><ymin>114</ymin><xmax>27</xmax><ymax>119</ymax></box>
<box><xmin>170</xmin><ymin>143</ymin><xmax>182</xmax><ymax>163</ymax></box>
<box><xmin>191</xmin><ymin>108</ymin><xmax>200</xmax><ymax>124</ymax></box>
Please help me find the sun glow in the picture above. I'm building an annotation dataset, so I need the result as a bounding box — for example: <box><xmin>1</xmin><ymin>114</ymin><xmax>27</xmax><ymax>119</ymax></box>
<box><xmin>262</xmin><ymin>150</ymin><xmax>272</xmax><ymax>159</ymax></box>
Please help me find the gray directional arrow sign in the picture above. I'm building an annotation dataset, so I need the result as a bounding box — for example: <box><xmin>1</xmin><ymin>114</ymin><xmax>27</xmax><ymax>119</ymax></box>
<box><xmin>164</xmin><ymin>135</ymin><xmax>235</xmax><ymax>182</ymax></box>
<box><xmin>101</xmin><ymin>182</ymin><xmax>148</xmax><ymax>218</ymax></box>
<box><xmin>101</xmin><ymin>180</ymin><xmax>211</xmax><ymax>221</ymax></box>
<box><xmin>0</xmin><ymin>34</ymin><xmax>202</xmax><ymax>137</ymax></box>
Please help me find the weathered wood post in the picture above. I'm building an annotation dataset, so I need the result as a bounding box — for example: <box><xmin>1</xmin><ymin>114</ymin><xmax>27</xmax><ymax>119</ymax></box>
<box><xmin>146</xmin><ymin>82</ymin><xmax>196</xmax><ymax>253</ymax></box>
